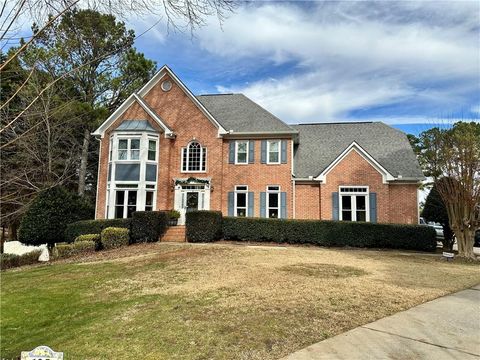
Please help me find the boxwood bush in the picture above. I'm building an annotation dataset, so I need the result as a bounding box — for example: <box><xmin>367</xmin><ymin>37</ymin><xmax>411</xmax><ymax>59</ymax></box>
<box><xmin>0</xmin><ymin>250</ymin><xmax>42</xmax><ymax>270</ymax></box>
<box><xmin>65</xmin><ymin>218</ymin><xmax>131</xmax><ymax>243</ymax></box>
<box><xmin>223</xmin><ymin>217</ymin><xmax>437</xmax><ymax>252</ymax></box>
<box><xmin>54</xmin><ymin>240</ymin><xmax>96</xmax><ymax>259</ymax></box>
<box><xmin>186</xmin><ymin>211</ymin><xmax>222</xmax><ymax>243</ymax></box>
<box><xmin>130</xmin><ymin>211</ymin><xmax>168</xmax><ymax>243</ymax></box>
<box><xmin>101</xmin><ymin>227</ymin><xmax>129</xmax><ymax>250</ymax></box>
<box><xmin>75</xmin><ymin>234</ymin><xmax>102</xmax><ymax>250</ymax></box>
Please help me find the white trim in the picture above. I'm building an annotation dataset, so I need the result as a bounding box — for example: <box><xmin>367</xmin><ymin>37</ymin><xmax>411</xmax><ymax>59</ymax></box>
<box><xmin>316</xmin><ymin>142</ymin><xmax>395</xmax><ymax>184</ymax></box>
<box><xmin>266</xmin><ymin>185</ymin><xmax>280</xmax><ymax>219</ymax></box>
<box><xmin>234</xmin><ymin>140</ymin><xmax>249</xmax><ymax>165</ymax></box>
<box><xmin>234</xmin><ymin>185</ymin><xmax>249</xmax><ymax>217</ymax></box>
<box><xmin>92</xmin><ymin>93</ymin><xmax>174</xmax><ymax>138</ymax></box>
<box><xmin>267</xmin><ymin>140</ymin><xmax>281</xmax><ymax>164</ymax></box>
<box><xmin>338</xmin><ymin>185</ymin><xmax>370</xmax><ymax>222</ymax></box>
<box><xmin>137</xmin><ymin>65</ymin><xmax>227</xmax><ymax>136</ymax></box>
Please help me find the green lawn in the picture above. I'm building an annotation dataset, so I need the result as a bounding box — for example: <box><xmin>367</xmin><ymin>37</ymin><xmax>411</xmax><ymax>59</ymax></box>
<box><xmin>1</xmin><ymin>243</ymin><xmax>479</xmax><ymax>359</ymax></box>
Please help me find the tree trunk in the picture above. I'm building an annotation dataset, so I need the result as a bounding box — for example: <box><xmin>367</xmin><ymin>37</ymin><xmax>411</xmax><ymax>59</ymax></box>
<box><xmin>78</xmin><ymin>128</ymin><xmax>90</xmax><ymax>196</ymax></box>
<box><xmin>8</xmin><ymin>223</ymin><xmax>17</xmax><ymax>241</ymax></box>
<box><xmin>456</xmin><ymin>228</ymin><xmax>475</xmax><ymax>259</ymax></box>
<box><xmin>1</xmin><ymin>226</ymin><xmax>5</xmax><ymax>254</ymax></box>
<box><xmin>442</xmin><ymin>226</ymin><xmax>454</xmax><ymax>251</ymax></box>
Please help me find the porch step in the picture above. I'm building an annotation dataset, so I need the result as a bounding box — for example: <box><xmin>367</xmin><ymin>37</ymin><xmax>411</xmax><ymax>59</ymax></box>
<box><xmin>160</xmin><ymin>225</ymin><xmax>186</xmax><ymax>242</ymax></box>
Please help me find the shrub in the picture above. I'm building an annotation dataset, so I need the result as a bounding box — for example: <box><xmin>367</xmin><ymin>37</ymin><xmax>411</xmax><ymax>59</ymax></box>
<box><xmin>54</xmin><ymin>243</ymin><xmax>76</xmax><ymax>258</ymax></box>
<box><xmin>186</xmin><ymin>211</ymin><xmax>222</xmax><ymax>243</ymax></box>
<box><xmin>0</xmin><ymin>250</ymin><xmax>42</xmax><ymax>270</ymax></box>
<box><xmin>222</xmin><ymin>217</ymin><xmax>437</xmax><ymax>252</ymax></box>
<box><xmin>101</xmin><ymin>227</ymin><xmax>129</xmax><ymax>250</ymax></box>
<box><xmin>130</xmin><ymin>211</ymin><xmax>168</xmax><ymax>243</ymax></box>
<box><xmin>75</xmin><ymin>234</ymin><xmax>102</xmax><ymax>250</ymax></box>
<box><xmin>65</xmin><ymin>218</ymin><xmax>131</xmax><ymax>243</ymax></box>
<box><xmin>18</xmin><ymin>187</ymin><xmax>93</xmax><ymax>247</ymax></box>
<box><xmin>73</xmin><ymin>240</ymin><xmax>96</xmax><ymax>252</ymax></box>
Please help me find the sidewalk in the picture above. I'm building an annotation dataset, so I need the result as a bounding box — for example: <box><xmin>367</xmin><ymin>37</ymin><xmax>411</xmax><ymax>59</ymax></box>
<box><xmin>283</xmin><ymin>285</ymin><xmax>480</xmax><ymax>360</ymax></box>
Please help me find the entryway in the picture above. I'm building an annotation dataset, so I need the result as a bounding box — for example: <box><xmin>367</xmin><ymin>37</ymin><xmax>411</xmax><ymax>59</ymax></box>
<box><xmin>173</xmin><ymin>181</ymin><xmax>211</xmax><ymax>225</ymax></box>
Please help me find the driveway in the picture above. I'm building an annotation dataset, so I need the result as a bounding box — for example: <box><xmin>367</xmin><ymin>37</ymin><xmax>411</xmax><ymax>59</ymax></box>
<box><xmin>283</xmin><ymin>285</ymin><xmax>480</xmax><ymax>360</ymax></box>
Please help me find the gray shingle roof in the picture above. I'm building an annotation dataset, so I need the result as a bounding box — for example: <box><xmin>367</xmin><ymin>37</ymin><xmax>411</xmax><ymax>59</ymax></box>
<box><xmin>116</xmin><ymin>120</ymin><xmax>156</xmax><ymax>132</ymax></box>
<box><xmin>292</xmin><ymin>122</ymin><xmax>424</xmax><ymax>179</ymax></box>
<box><xmin>196</xmin><ymin>94</ymin><xmax>296</xmax><ymax>133</ymax></box>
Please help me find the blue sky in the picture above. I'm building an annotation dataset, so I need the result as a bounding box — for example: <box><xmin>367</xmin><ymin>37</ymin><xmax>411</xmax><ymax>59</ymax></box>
<box><xmin>7</xmin><ymin>1</ymin><xmax>480</xmax><ymax>135</ymax></box>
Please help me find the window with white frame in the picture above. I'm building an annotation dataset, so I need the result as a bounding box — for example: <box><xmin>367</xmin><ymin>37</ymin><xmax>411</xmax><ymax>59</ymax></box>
<box><xmin>235</xmin><ymin>140</ymin><xmax>249</xmax><ymax>164</ymax></box>
<box><xmin>267</xmin><ymin>185</ymin><xmax>280</xmax><ymax>218</ymax></box>
<box><xmin>234</xmin><ymin>185</ymin><xmax>248</xmax><ymax>217</ymax></box>
<box><xmin>267</xmin><ymin>140</ymin><xmax>280</xmax><ymax>164</ymax></box>
<box><xmin>182</xmin><ymin>141</ymin><xmax>206</xmax><ymax>172</ymax></box>
<box><xmin>118</xmin><ymin>138</ymin><xmax>140</xmax><ymax>160</ymax></box>
<box><xmin>148</xmin><ymin>139</ymin><xmax>157</xmax><ymax>161</ymax></box>
<box><xmin>115</xmin><ymin>184</ymin><xmax>138</xmax><ymax>218</ymax></box>
<box><xmin>339</xmin><ymin>186</ymin><xmax>369</xmax><ymax>222</ymax></box>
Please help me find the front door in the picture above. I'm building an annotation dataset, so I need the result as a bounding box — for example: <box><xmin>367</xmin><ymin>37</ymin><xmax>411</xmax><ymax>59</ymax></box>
<box><xmin>186</xmin><ymin>192</ymin><xmax>199</xmax><ymax>213</ymax></box>
<box><xmin>174</xmin><ymin>183</ymin><xmax>211</xmax><ymax>225</ymax></box>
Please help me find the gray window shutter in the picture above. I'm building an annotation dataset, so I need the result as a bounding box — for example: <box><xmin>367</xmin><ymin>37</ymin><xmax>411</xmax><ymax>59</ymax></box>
<box><xmin>261</xmin><ymin>140</ymin><xmax>267</xmax><ymax>164</ymax></box>
<box><xmin>369</xmin><ymin>192</ymin><xmax>377</xmax><ymax>223</ymax></box>
<box><xmin>280</xmin><ymin>192</ymin><xmax>287</xmax><ymax>218</ymax></box>
<box><xmin>281</xmin><ymin>140</ymin><xmax>287</xmax><ymax>164</ymax></box>
<box><xmin>228</xmin><ymin>192</ymin><xmax>234</xmax><ymax>216</ymax></box>
<box><xmin>332</xmin><ymin>192</ymin><xmax>339</xmax><ymax>220</ymax></box>
<box><xmin>248</xmin><ymin>192</ymin><xmax>254</xmax><ymax>217</ymax></box>
<box><xmin>260</xmin><ymin>192</ymin><xmax>266</xmax><ymax>217</ymax></box>
<box><xmin>229</xmin><ymin>141</ymin><xmax>235</xmax><ymax>164</ymax></box>
<box><xmin>248</xmin><ymin>141</ymin><xmax>255</xmax><ymax>163</ymax></box>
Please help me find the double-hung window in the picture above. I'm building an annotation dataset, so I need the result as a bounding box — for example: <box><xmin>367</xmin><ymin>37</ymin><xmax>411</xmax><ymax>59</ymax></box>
<box><xmin>339</xmin><ymin>186</ymin><xmax>369</xmax><ymax>222</ymax></box>
<box><xmin>148</xmin><ymin>139</ymin><xmax>157</xmax><ymax>161</ymax></box>
<box><xmin>182</xmin><ymin>141</ymin><xmax>207</xmax><ymax>172</ymax></box>
<box><xmin>235</xmin><ymin>140</ymin><xmax>249</xmax><ymax>164</ymax></box>
<box><xmin>118</xmin><ymin>138</ymin><xmax>140</xmax><ymax>160</ymax></box>
<box><xmin>234</xmin><ymin>185</ymin><xmax>248</xmax><ymax>217</ymax></box>
<box><xmin>266</xmin><ymin>185</ymin><xmax>280</xmax><ymax>218</ymax></box>
<box><xmin>267</xmin><ymin>140</ymin><xmax>280</xmax><ymax>164</ymax></box>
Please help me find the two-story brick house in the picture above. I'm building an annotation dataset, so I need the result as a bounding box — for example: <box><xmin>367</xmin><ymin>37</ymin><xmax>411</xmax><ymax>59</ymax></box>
<box><xmin>93</xmin><ymin>65</ymin><xmax>424</xmax><ymax>225</ymax></box>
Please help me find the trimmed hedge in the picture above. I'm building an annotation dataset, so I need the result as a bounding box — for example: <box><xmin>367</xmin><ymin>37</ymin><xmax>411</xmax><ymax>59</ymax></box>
<box><xmin>0</xmin><ymin>250</ymin><xmax>42</xmax><ymax>270</ymax></box>
<box><xmin>74</xmin><ymin>240</ymin><xmax>96</xmax><ymax>252</ymax></box>
<box><xmin>75</xmin><ymin>234</ymin><xmax>102</xmax><ymax>250</ymax></box>
<box><xmin>101</xmin><ymin>227</ymin><xmax>129</xmax><ymax>250</ymax></box>
<box><xmin>186</xmin><ymin>211</ymin><xmax>222</xmax><ymax>243</ymax></box>
<box><xmin>222</xmin><ymin>217</ymin><xmax>437</xmax><ymax>252</ymax></box>
<box><xmin>65</xmin><ymin>218</ymin><xmax>131</xmax><ymax>243</ymax></box>
<box><xmin>130</xmin><ymin>211</ymin><xmax>168</xmax><ymax>243</ymax></box>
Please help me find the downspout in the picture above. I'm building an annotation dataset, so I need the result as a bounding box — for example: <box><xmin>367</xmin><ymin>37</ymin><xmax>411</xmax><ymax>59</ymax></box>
<box><xmin>93</xmin><ymin>136</ymin><xmax>102</xmax><ymax>220</ymax></box>
<box><xmin>292</xmin><ymin>178</ymin><xmax>296</xmax><ymax>219</ymax></box>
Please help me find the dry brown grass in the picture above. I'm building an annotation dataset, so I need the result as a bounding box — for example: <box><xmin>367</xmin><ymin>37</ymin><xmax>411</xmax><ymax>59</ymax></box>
<box><xmin>3</xmin><ymin>242</ymin><xmax>479</xmax><ymax>359</ymax></box>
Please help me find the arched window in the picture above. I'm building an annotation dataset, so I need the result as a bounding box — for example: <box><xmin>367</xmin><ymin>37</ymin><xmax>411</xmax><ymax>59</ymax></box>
<box><xmin>182</xmin><ymin>141</ymin><xmax>207</xmax><ymax>172</ymax></box>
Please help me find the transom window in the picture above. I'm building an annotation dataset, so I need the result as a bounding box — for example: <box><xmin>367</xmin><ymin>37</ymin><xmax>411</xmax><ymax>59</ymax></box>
<box><xmin>118</xmin><ymin>138</ymin><xmax>140</xmax><ymax>160</ymax></box>
<box><xmin>182</xmin><ymin>141</ymin><xmax>207</xmax><ymax>172</ymax></box>
<box><xmin>339</xmin><ymin>186</ymin><xmax>369</xmax><ymax>222</ymax></box>
<box><xmin>267</xmin><ymin>140</ymin><xmax>280</xmax><ymax>164</ymax></box>
<box><xmin>235</xmin><ymin>141</ymin><xmax>249</xmax><ymax>164</ymax></box>
<box><xmin>267</xmin><ymin>185</ymin><xmax>280</xmax><ymax>218</ymax></box>
<box><xmin>234</xmin><ymin>185</ymin><xmax>248</xmax><ymax>217</ymax></box>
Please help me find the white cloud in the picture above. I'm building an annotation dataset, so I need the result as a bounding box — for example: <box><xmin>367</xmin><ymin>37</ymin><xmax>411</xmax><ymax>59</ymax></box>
<box><xmin>197</xmin><ymin>1</ymin><xmax>480</xmax><ymax>122</ymax></box>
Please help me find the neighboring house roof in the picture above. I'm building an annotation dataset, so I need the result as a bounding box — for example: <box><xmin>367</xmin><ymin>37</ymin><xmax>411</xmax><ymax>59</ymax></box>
<box><xmin>116</xmin><ymin>120</ymin><xmax>157</xmax><ymax>132</ymax></box>
<box><xmin>292</xmin><ymin>122</ymin><xmax>424</xmax><ymax>180</ymax></box>
<box><xmin>196</xmin><ymin>94</ymin><xmax>297</xmax><ymax>134</ymax></box>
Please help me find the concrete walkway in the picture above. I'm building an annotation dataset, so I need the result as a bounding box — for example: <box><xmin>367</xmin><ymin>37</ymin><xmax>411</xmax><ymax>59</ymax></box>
<box><xmin>284</xmin><ymin>285</ymin><xmax>480</xmax><ymax>360</ymax></box>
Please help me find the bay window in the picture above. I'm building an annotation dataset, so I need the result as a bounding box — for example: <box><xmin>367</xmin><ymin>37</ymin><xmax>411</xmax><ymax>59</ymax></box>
<box><xmin>118</xmin><ymin>138</ymin><xmax>140</xmax><ymax>161</ymax></box>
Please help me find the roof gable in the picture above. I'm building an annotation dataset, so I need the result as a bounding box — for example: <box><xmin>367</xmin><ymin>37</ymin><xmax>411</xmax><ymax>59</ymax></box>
<box><xmin>92</xmin><ymin>94</ymin><xmax>174</xmax><ymax>138</ymax></box>
<box><xmin>293</xmin><ymin>122</ymin><xmax>424</xmax><ymax>181</ymax></box>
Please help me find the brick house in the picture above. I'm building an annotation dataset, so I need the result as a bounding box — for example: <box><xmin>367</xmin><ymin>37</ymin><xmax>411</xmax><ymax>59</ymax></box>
<box><xmin>93</xmin><ymin>65</ymin><xmax>424</xmax><ymax>225</ymax></box>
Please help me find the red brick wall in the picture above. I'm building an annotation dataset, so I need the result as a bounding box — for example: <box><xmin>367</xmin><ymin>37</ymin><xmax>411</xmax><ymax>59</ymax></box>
<box><xmin>294</xmin><ymin>183</ymin><xmax>320</xmax><ymax>219</ymax></box>
<box><xmin>389</xmin><ymin>184</ymin><xmax>419</xmax><ymax>224</ymax></box>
